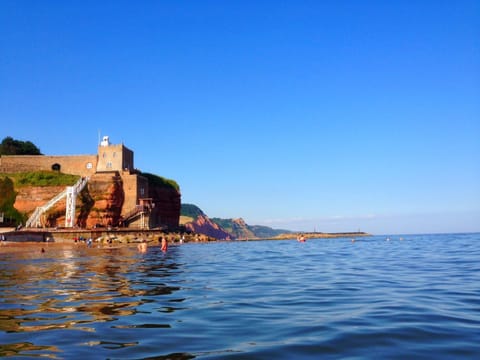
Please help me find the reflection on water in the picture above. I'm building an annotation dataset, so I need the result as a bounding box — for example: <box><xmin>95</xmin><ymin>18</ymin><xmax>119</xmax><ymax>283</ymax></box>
<box><xmin>0</xmin><ymin>342</ymin><xmax>59</xmax><ymax>358</ymax></box>
<box><xmin>0</xmin><ymin>243</ymin><xmax>191</xmax><ymax>358</ymax></box>
<box><xmin>3</xmin><ymin>248</ymin><xmax>136</xmax><ymax>332</ymax></box>
<box><xmin>1</xmin><ymin>235</ymin><xmax>480</xmax><ymax>359</ymax></box>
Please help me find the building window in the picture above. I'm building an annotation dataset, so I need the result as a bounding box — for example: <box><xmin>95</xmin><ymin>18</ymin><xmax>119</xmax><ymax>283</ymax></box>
<box><xmin>86</xmin><ymin>162</ymin><xmax>92</xmax><ymax>169</ymax></box>
<box><xmin>113</xmin><ymin>152</ymin><xmax>116</xmax><ymax>158</ymax></box>
<box><xmin>140</xmin><ymin>187</ymin><xmax>145</xmax><ymax>196</ymax></box>
<box><xmin>107</xmin><ymin>162</ymin><xmax>112</xmax><ymax>168</ymax></box>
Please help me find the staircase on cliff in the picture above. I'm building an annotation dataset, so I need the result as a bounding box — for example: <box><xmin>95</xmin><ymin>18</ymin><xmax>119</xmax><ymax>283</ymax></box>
<box><xmin>25</xmin><ymin>177</ymin><xmax>89</xmax><ymax>228</ymax></box>
<box><xmin>121</xmin><ymin>200</ymin><xmax>154</xmax><ymax>229</ymax></box>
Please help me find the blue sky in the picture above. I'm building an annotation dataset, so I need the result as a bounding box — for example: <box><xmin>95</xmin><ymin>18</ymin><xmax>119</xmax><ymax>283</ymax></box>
<box><xmin>1</xmin><ymin>1</ymin><xmax>479</xmax><ymax>234</ymax></box>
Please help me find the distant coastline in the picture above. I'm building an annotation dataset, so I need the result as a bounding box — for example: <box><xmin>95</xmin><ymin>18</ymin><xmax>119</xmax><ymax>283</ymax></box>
<box><xmin>1</xmin><ymin>228</ymin><xmax>370</xmax><ymax>244</ymax></box>
<box><xmin>269</xmin><ymin>232</ymin><xmax>371</xmax><ymax>240</ymax></box>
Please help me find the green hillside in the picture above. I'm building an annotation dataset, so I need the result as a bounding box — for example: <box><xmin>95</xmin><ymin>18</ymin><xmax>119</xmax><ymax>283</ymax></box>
<box><xmin>181</xmin><ymin>204</ymin><xmax>205</xmax><ymax>219</ymax></box>
<box><xmin>181</xmin><ymin>203</ymin><xmax>292</xmax><ymax>239</ymax></box>
<box><xmin>212</xmin><ymin>218</ymin><xmax>291</xmax><ymax>239</ymax></box>
<box><xmin>0</xmin><ymin>176</ymin><xmax>25</xmax><ymax>225</ymax></box>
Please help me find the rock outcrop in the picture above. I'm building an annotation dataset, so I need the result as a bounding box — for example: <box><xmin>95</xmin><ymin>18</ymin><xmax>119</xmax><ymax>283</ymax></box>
<box><xmin>80</xmin><ymin>172</ymin><xmax>124</xmax><ymax>228</ymax></box>
<box><xmin>15</xmin><ymin>185</ymin><xmax>66</xmax><ymax>216</ymax></box>
<box><xmin>181</xmin><ymin>203</ymin><xmax>293</xmax><ymax>240</ymax></box>
<box><xmin>184</xmin><ymin>214</ymin><xmax>232</xmax><ymax>240</ymax></box>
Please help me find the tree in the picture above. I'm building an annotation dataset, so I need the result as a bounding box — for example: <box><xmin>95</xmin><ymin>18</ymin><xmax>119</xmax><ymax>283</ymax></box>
<box><xmin>0</xmin><ymin>176</ymin><xmax>24</xmax><ymax>225</ymax></box>
<box><xmin>0</xmin><ymin>136</ymin><xmax>42</xmax><ymax>155</ymax></box>
<box><xmin>0</xmin><ymin>176</ymin><xmax>16</xmax><ymax>209</ymax></box>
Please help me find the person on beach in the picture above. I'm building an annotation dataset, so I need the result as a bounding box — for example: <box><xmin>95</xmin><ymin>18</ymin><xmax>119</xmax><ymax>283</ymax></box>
<box><xmin>137</xmin><ymin>240</ymin><xmax>147</xmax><ymax>253</ymax></box>
<box><xmin>161</xmin><ymin>236</ymin><xmax>168</xmax><ymax>252</ymax></box>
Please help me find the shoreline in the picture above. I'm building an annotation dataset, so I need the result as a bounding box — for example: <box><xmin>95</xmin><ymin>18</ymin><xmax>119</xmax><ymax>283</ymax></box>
<box><xmin>1</xmin><ymin>227</ymin><xmax>371</xmax><ymax>247</ymax></box>
<box><xmin>0</xmin><ymin>228</ymin><xmax>215</xmax><ymax>245</ymax></box>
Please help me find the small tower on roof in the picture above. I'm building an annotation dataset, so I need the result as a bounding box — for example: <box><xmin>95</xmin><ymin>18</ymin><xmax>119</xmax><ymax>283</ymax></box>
<box><xmin>96</xmin><ymin>135</ymin><xmax>134</xmax><ymax>173</ymax></box>
<box><xmin>100</xmin><ymin>136</ymin><xmax>111</xmax><ymax>147</ymax></box>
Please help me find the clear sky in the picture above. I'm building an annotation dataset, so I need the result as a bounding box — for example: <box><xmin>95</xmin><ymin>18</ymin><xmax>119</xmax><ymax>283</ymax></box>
<box><xmin>1</xmin><ymin>1</ymin><xmax>479</xmax><ymax>235</ymax></box>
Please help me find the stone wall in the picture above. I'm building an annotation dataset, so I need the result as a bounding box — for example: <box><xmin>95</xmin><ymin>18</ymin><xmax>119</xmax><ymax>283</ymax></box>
<box><xmin>0</xmin><ymin>155</ymin><xmax>98</xmax><ymax>176</ymax></box>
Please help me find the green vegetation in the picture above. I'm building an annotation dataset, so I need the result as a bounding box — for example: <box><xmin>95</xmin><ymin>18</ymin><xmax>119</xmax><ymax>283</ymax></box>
<box><xmin>181</xmin><ymin>203</ymin><xmax>292</xmax><ymax>240</ymax></box>
<box><xmin>248</xmin><ymin>225</ymin><xmax>292</xmax><ymax>238</ymax></box>
<box><xmin>0</xmin><ymin>176</ymin><xmax>25</xmax><ymax>225</ymax></box>
<box><xmin>0</xmin><ymin>136</ymin><xmax>42</xmax><ymax>155</ymax></box>
<box><xmin>141</xmin><ymin>172</ymin><xmax>180</xmax><ymax>191</ymax></box>
<box><xmin>210</xmin><ymin>217</ymin><xmax>234</xmax><ymax>232</ymax></box>
<box><xmin>211</xmin><ymin>218</ymin><xmax>291</xmax><ymax>239</ymax></box>
<box><xmin>8</xmin><ymin>171</ymin><xmax>79</xmax><ymax>187</ymax></box>
<box><xmin>0</xmin><ymin>171</ymin><xmax>78</xmax><ymax>226</ymax></box>
<box><xmin>181</xmin><ymin>203</ymin><xmax>205</xmax><ymax>219</ymax></box>
<box><xmin>0</xmin><ymin>177</ymin><xmax>16</xmax><ymax>208</ymax></box>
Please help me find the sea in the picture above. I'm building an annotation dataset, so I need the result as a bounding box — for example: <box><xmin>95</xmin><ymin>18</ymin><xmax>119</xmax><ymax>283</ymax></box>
<box><xmin>0</xmin><ymin>233</ymin><xmax>479</xmax><ymax>359</ymax></box>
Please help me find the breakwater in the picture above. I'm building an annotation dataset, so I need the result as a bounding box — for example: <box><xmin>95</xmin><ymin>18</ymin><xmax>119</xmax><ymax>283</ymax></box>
<box><xmin>271</xmin><ymin>231</ymin><xmax>371</xmax><ymax>240</ymax></box>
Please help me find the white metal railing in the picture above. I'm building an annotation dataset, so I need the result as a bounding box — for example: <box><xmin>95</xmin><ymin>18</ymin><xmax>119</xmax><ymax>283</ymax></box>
<box><xmin>25</xmin><ymin>177</ymin><xmax>89</xmax><ymax>228</ymax></box>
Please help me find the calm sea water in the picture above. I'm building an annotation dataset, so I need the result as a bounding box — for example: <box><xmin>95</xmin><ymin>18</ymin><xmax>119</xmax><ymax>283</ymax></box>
<box><xmin>1</xmin><ymin>233</ymin><xmax>479</xmax><ymax>359</ymax></box>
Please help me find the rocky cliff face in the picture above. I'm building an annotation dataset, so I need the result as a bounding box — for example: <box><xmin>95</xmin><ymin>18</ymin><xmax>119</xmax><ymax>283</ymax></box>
<box><xmin>181</xmin><ymin>204</ymin><xmax>292</xmax><ymax>240</ymax></box>
<box><xmin>231</xmin><ymin>218</ymin><xmax>257</xmax><ymax>239</ymax></box>
<box><xmin>148</xmin><ymin>184</ymin><xmax>181</xmax><ymax>229</ymax></box>
<box><xmin>13</xmin><ymin>172</ymin><xmax>180</xmax><ymax>229</ymax></box>
<box><xmin>184</xmin><ymin>214</ymin><xmax>232</xmax><ymax>240</ymax></box>
<box><xmin>15</xmin><ymin>185</ymin><xmax>66</xmax><ymax>216</ymax></box>
<box><xmin>15</xmin><ymin>185</ymin><xmax>69</xmax><ymax>227</ymax></box>
<box><xmin>80</xmin><ymin>172</ymin><xmax>124</xmax><ymax>228</ymax></box>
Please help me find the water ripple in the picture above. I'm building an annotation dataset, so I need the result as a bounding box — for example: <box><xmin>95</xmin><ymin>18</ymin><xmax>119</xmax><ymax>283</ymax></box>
<box><xmin>1</xmin><ymin>234</ymin><xmax>479</xmax><ymax>358</ymax></box>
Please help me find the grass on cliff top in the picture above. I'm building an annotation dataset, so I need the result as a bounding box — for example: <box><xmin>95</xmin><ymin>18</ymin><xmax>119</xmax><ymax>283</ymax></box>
<box><xmin>2</xmin><ymin>171</ymin><xmax>80</xmax><ymax>187</ymax></box>
<box><xmin>141</xmin><ymin>172</ymin><xmax>180</xmax><ymax>191</ymax></box>
<box><xmin>181</xmin><ymin>203</ymin><xmax>205</xmax><ymax>219</ymax></box>
<box><xmin>180</xmin><ymin>215</ymin><xmax>194</xmax><ymax>225</ymax></box>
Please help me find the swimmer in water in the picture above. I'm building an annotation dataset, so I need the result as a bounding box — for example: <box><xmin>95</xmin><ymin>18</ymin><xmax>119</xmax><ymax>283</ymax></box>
<box><xmin>137</xmin><ymin>240</ymin><xmax>147</xmax><ymax>253</ymax></box>
<box><xmin>161</xmin><ymin>236</ymin><xmax>168</xmax><ymax>252</ymax></box>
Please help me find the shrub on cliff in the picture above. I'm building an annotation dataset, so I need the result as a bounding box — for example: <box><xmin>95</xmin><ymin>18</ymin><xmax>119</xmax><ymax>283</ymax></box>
<box><xmin>13</xmin><ymin>171</ymin><xmax>79</xmax><ymax>187</ymax></box>
<box><xmin>0</xmin><ymin>136</ymin><xmax>42</xmax><ymax>155</ymax></box>
<box><xmin>0</xmin><ymin>176</ymin><xmax>25</xmax><ymax>225</ymax></box>
<box><xmin>141</xmin><ymin>172</ymin><xmax>179</xmax><ymax>191</ymax></box>
<box><xmin>181</xmin><ymin>204</ymin><xmax>205</xmax><ymax>219</ymax></box>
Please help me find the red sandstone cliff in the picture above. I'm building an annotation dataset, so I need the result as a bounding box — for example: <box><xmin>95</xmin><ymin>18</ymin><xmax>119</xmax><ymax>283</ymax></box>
<box><xmin>80</xmin><ymin>172</ymin><xmax>124</xmax><ymax>228</ymax></box>
<box><xmin>13</xmin><ymin>172</ymin><xmax>180</xmax><ymax>229</ymax></box>
<box><xmin>148</xmin><ymin>183</ymin><xmax>181</xmax><ymax>229</ymax></box>
<box><xmin>15</xmin><ymin>185</ymin><xmax>68</xmax><ymax>227</ymax></box>
<box><xmin>15</xmin><ymin>185</ymin><xmax>65</xmax><ymax>215</ymax></box>
<box><xmin>184</xmin><ymin>214</ymin><xmax>232</xmax><ymax>240</ymax></box>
